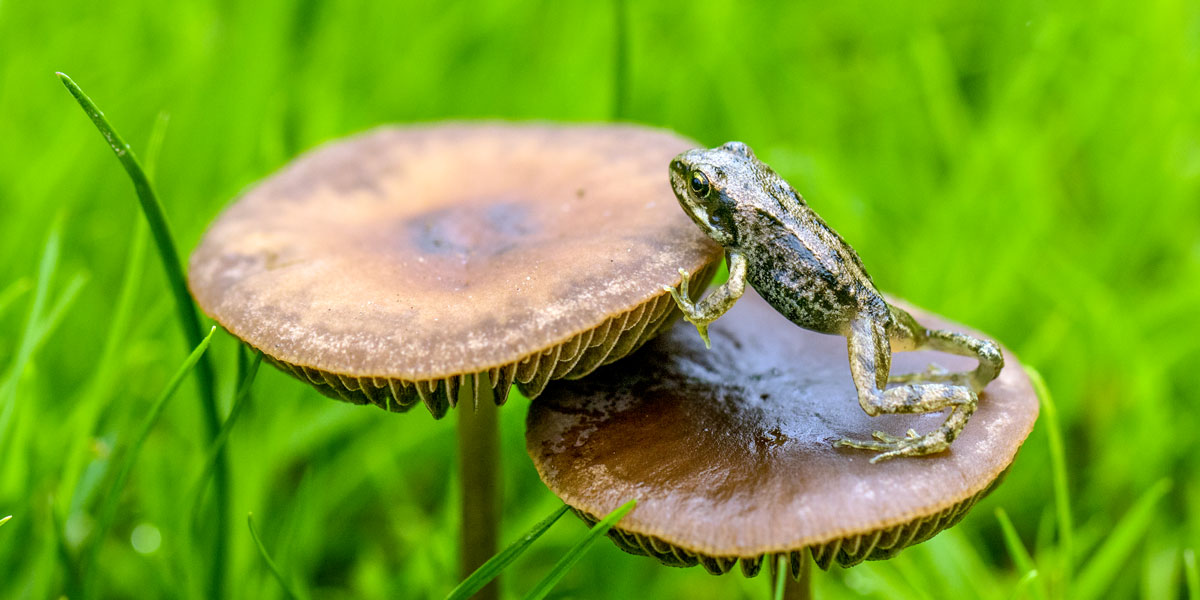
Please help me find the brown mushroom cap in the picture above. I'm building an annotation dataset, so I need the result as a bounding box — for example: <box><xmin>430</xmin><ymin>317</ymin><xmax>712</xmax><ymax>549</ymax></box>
<box><xmin>526</xmin><ymin>288</ymin><xmax>1037</xmax><ymax>576</ymax></box>
<box><xmin>188</xmin><ymin>123</ymin><xmax>721</xmax><ymax>417</ymax></box>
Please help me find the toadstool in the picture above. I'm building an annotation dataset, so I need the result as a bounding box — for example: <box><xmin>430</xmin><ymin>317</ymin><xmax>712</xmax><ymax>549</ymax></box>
<box><xmin>188</xmin><ymin>122</ymin><xmax>720</xmax><ymax>418</ymax></box>
<box><xmin>186</xmin><ymin>122</ymin><xmax>723</xmax><ymax>595</ymax></box>
<box><xmin>526</xmin><ymin>288</ymin><xmax>1037</xmax><ymax>596</ymax></box>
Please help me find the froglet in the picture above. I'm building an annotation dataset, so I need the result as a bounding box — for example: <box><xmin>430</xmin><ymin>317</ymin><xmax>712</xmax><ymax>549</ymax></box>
<box><xmin>663</xmin><ymin>142</ymin><xmax>1004</xmax><ymax>462</ymax></box>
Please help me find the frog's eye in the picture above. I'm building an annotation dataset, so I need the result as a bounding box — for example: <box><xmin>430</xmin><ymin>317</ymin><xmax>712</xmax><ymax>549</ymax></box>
<box><xmin>689</xmin><ymin>171</ymin><xmax>711</xmax><ymax>198</ymax></box>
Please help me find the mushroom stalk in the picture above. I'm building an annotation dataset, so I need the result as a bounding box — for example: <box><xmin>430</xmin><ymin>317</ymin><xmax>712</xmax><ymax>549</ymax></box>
<box><xmin>457</xmin><ymin>379</ymin><xmax>501</xmax><ymax>600</ymax></box>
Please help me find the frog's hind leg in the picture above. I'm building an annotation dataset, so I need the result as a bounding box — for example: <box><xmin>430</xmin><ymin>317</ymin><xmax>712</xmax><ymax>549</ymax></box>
<box><xmin>885</xmin><ymin>306</ymin><xmax>1004</xmax><ymax>392</ymax></box>
<box><xmin>835</xmin><ymin>312</ymin><xmax>978</xmax><ymax>463</ymax></box>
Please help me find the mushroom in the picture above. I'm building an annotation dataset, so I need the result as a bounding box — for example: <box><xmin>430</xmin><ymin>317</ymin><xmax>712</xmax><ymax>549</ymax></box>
<box><xmin>186</xmin><ymin>122</ymin><xmax>723</xmax><ymax>597</ymax></box>
<box><xmin>187</xmin><ymin>123</ymin><xmax>722</xmax><ymax>418</ymax></box>
<box><xmin>526</xmin><ymin>288</ymin><xmax>1037</xmax><ymax>595</ymax></box>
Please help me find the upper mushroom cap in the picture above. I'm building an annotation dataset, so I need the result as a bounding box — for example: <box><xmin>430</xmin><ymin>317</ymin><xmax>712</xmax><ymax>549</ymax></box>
<box><xmin>526</xmin><ymin>288</ymin><xmax>1037</xmax><ymax>575</ymax></box>
<box><xmin>188</xmin><ymin>123</ymin><xmax>721</xmax><ymax>416</ymax></box>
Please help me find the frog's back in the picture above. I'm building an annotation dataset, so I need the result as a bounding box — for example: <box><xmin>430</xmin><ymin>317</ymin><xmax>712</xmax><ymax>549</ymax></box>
<box><xmin>741</xmin><ymin>187</ymin><xmax>882</xmax><ymax>335</ymax></box>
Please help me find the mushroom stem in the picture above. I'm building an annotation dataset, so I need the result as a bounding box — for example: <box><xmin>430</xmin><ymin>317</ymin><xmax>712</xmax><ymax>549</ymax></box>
<box><xmin>769</xmin><ymin>554</ymin><xmax>812</xmax><ymax>600</ymax></box>
<box><xmin>456</xmin><ymin>378</ymin><xmax>501</xmax><ymax>600</ymax></box>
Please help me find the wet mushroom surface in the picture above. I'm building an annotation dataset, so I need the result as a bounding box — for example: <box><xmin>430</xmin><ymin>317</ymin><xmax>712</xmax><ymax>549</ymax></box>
<box><xmin>188</xmin><ymin>123</ymin><xmax>722</xmax><ymax>417</ymax></box>
<box><xmin>526</xmin><ymin>288</ymin><xmax>1038</xmax><ymax>575</ymax></box>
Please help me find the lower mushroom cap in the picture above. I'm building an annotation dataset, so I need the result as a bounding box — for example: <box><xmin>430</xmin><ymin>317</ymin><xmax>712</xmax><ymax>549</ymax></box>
<box><xmin>526</xmin><ymin>289</ymin><xmax>1038</xmax><ymax>574</ymax></box>
<box><xmin>187</xmin><ymin>122</ymin><xmax>722</xmax><ymax>417</ymax></box>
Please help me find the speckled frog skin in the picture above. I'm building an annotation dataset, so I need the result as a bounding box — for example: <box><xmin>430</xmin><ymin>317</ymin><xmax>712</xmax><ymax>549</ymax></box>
<box><xmin>664</xmin><ymin>142</ymin><xmax>1004</xmax><ymax>462</ymax></box>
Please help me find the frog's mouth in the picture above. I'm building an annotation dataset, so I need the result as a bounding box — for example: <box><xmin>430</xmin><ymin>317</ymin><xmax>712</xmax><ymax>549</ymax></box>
<box><xmin>668</xmin><ymin>170</ymin><xmax>706</xmax><ymax>219</ymax></box>
<box><xmin>665</xmin><ymin>167</ymin><xmax>710</xmax><ymax>230</ymax></box>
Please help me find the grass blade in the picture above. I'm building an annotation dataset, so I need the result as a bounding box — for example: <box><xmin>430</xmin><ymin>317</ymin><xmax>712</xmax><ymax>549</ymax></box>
<box><xmin>1073</xmin><ymin>478</ymin><xmax>1171</xmax><ymax>600</ymax></box>
<box><xmin>58</xmin><ymin>72</ymin><xmax>229</xmax><ymax>597</ymax></box>
<box><xmin>1025</xmin><ymin>366</ymin><xmax>1073</xmax><ymax>587</ymax></box>
<box><xmin>611</xmin><ymin>0</ymin><xmax>628</xmax><ymax>120</ymax></box>
<box><xmin>996</xmin><ymin>508</ymin><xmax>1047</xmax><ymax>600</ymax></box>
<box><xmin>50</xmin><ymin>502</ymin><xmax>82</xmax><ymax>597</ymax></box>
<box><xmin>522</xmin><ymin>499</ymin><xmax>636</xmax><ymax>600</ymax></box>
<box><xmin>143</xmin><ymin>111</ymin><xmax>170</xmax><ymax>181</ymax></box>
<box><xmin>1184</xmin><ymin>549</ymin><xmax>1198</xmax><ymax>600</ymax></box>
<box><xmin>55</xmin><ymin>74</ymin><xmax>205</xmax><ymax>368</ymax></box>
<box><xmin>0</xmin><ymin>221</ymin><xmax>87</xmax><ymax>448</ymax></box>
<box><xmin>81</xmin><ymin>326</ymin><xmax>217</xmax><ymax>592</ymax></box>
<box><xmin>447</xmin><ymin>503</ymin><xmax>571</xmax><ymax>600</ymax></box>
<box><xmin>0</xmin><ymin>515</ymin><xmax>10</xmax><ymax>528</ymax></box>
<box><xmin>248</xmin><ymin>513</ymin><xmax>304</xmax><ymax>600</ymax></box>
<box><xmin>189</xmin><ymin>351</ymin><xmax>262</xmax><ymax>520</ymax></box>
<box><xmin>57</xmin><ymin>218</ymin><xmax>147</xmax><ymax>515</ymax></box>
<box><xmin>0</xmin><ymin>278</ymin><xmax>31</xmax><ymax>319</ymax></box>
<box><xmin>773</xmin><ymin>555</ymin><xmax>787</xmax><ymax>600</ymax></box>
<box><xmin>1007</xmin><ymin>569</ymin><xmax>1040</xmax><ymax>600</ymax></box>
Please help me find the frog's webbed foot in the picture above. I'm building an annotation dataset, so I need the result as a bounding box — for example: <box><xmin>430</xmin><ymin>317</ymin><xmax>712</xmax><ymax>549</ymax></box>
<box><xmin>888</xmin><ymin>363</ymin><xmax>970</xmax><ymax>386</ymax></box>
<box><xmin>835</xmin><ymin>422</ymin><xmax>961</xmax><ymax>463</ymax></box>
<box><xmin>663</xmin><ymin>253</ymin><xmax>748</xmax><ymax>351</ymax></box>
<box><xmin>839</xmin><ymin>314</ymin><xmax>980</xmax><ymax>463</ymax></box>
<box><xmin>663</xmin><ymin>268</ymin><xmax>715</xmax><ymax>348</ymax></box>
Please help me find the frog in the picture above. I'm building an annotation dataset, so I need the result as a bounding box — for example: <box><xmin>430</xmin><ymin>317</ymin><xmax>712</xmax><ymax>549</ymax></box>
<box><xmin>663</xmin><ymin>141</ymin><xmax>1004</xmax><ymax>462</ymax></box>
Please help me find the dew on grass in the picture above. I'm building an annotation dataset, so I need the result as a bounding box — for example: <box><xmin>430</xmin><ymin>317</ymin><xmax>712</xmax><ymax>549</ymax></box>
<box><xmin>131</xmin><ymin>523</ymin><xmax>161</xmax><ymax>554</ymax></box>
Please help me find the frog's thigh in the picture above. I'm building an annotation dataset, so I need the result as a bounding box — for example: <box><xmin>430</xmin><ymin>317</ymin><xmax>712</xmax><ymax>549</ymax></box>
<box><xmin>847</xmin><ymin>315</ymin><xmax>975</xmax><ymax>415</ymax></box>
<box><xmin>884</xmin><ymin>304</ymin><xmax>1002</xmax><ymax>391</ymax></box>
<box><xmin>922</xmin><ymin>329</ymin><xmax>1004</xmax><ymax>391</ymax></box>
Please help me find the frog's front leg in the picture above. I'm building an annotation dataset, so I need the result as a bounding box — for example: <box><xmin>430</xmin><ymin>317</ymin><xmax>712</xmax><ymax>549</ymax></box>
<box><xmin>834</xmin><ymin>312</ymin><xmax>978</xmax><ymax>463</ymax></box>
<box><xmin>663</xmin><ymin>251</ymin><xmax>747</xmax><ymax>349</ymax></box>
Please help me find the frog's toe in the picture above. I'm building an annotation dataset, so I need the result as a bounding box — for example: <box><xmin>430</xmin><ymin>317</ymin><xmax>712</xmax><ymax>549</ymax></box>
<box><xmin>838</xmin><ymin>429</ymin><xmax>950</xmax><ymax>462</ymax></box>
<box><xmin>834</xmin><ymin>437</ymin><xmax>892</xmax><ymax>452</ymax></box>
<box><xmin>868</xmin><ymin>429</ymin><xmax>920</xmax><ymax>444</ymax></box>
<box><xmin>676</xmin><ymin>268</ymin><xmax>692</xmax><ymax>296</ymax></box>
<box><xmin>871</xmin><ymin>430</ymin><xmax>902</xmax><ymax>443</ymax></box>
<box><xmin>888</xmin><ymin>363</ymin><xmax>966</xmax><ymax>386</ymax></box>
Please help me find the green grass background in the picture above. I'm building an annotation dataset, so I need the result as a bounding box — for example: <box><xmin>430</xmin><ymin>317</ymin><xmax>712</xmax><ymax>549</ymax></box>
<box><xmin>2</xmin><ymin>0</ymin><xmax>1199</xmax><ymax>598</ymax></box>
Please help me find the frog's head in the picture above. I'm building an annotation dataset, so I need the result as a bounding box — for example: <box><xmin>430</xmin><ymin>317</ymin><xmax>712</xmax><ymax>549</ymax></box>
<box><xmin>669</xmin><ymin>141</ymin><xmax>764</xmax><ymax>248</ymax></box>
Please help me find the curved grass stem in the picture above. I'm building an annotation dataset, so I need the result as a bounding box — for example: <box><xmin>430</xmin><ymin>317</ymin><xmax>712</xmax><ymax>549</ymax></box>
<box><xmin>447</xmin><ymin>504</ymin><xmax>570</xmax><ymax>600</ymax></box>
<box><xmin>58</xmin><ymin>72</ymin><xmax>229</xmax><ymax>598</ymax></box>
<box><xmin>81</xmin><ymin>327</ymin><xmax>216</xmax><ymax>597</ymax></box>
<box><xmin>248</xmin><ymin>513</ymin><xmax>305</xmax><ymax>600</ymax></box>
<box><xmin>522</xmin><ymin>499</ymin><xmax>636</xmax><ymax>600</ymax></box>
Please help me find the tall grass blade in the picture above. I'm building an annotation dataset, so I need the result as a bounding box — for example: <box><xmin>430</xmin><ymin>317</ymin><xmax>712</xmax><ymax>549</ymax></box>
<box><xmin>1184</xmin><ymin>549</ymin><xmax>1198</xmax><ymax>600</ymax></box>
<box><xmin>996</xmin><ymin>508</ymin><xmax>1047</xmax><ymax>600</ymax></box>
<box><xmin>58</xmin><ymin>72</ymin><xmax>229</xmax><ymax>597</ymax></box>
<box><xmin>247</xmin><ymin>513</ymin><xmax>304</xmax><ymax>600</ymax></box>
<box><xmin>773</xmin><ymin>555</ymin><xmax>787</xmax><ymax>600</ymax></box>
<box><xmin>0</xmin><ymin>223</ymin><xmax>61</xmax><ymax>440</ymax></box>
<box><xmin>0</xmin><ymin>278</ymin><xmax>31</xmax><ymax>319</ymax></box>
<box><xmin>58</xmin><ymin>218</ymin><xmax>147</xmax><ymax>515</ymax></box>
<box><xmin>0</xmin><ymin>221</ymin><xmax>87</xmax><ymax>448</ymax></box>
<box><xmin>611</xmin><ymin>0</ymin><xmax>628</xmax><ymax>120</ymax></box>
<box><xmin>49</xmin><ymin>502</ymin><xmax>81</xmax><ymax>597</ymax></box>
<box><xmin>447</xmin><ymin>503</ymin><xmax>571</xmax><ymax>600</ymax></box>
<box><xmin>1073</xmin><ymin>478</ymin><xmax>1171</xmax><ymax>600</ymax></box>
<box><xmin>80</xmin><ymin>326</ymin><xmax>217</xmax><ymax>595</ymax></box>
<box><xmin>189</xmin><ymin>351</ymin><xmax>262</xmax><ymax>518</ymax></box>
<box><xmin>1025</xmin><ymin>366</ymin><xmax>1072</xmax><ymax>588</ymax></box>
<box><xmin>0</xmin><ymin>515</ymin><xmax>10</xmax><ymax>528</ymax></box>
<box><xmin>522</xmin><ymin>499</ymin><xmax>636</xmax><ymax>600</ymax></box>
<box><xmin>55</xmin><ymin>74</ymin><xmax>207</xmax><ymax>370</ymax></box>
<box><xmin>1007</xmin><ymin>570</ymin><xmax>1040</xmax><ymax>600</ymax></box>
<box><xmin>143</xmin><ymin>111</ymin><xmax>170</xmax><ymax>181</ymax></box>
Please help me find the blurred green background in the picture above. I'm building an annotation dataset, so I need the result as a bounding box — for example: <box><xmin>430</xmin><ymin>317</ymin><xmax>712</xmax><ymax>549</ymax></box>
<box><xmin>2</xmin><ymin>0</ymin><xmax>1198</xmax><ymax>598</ymax></box>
